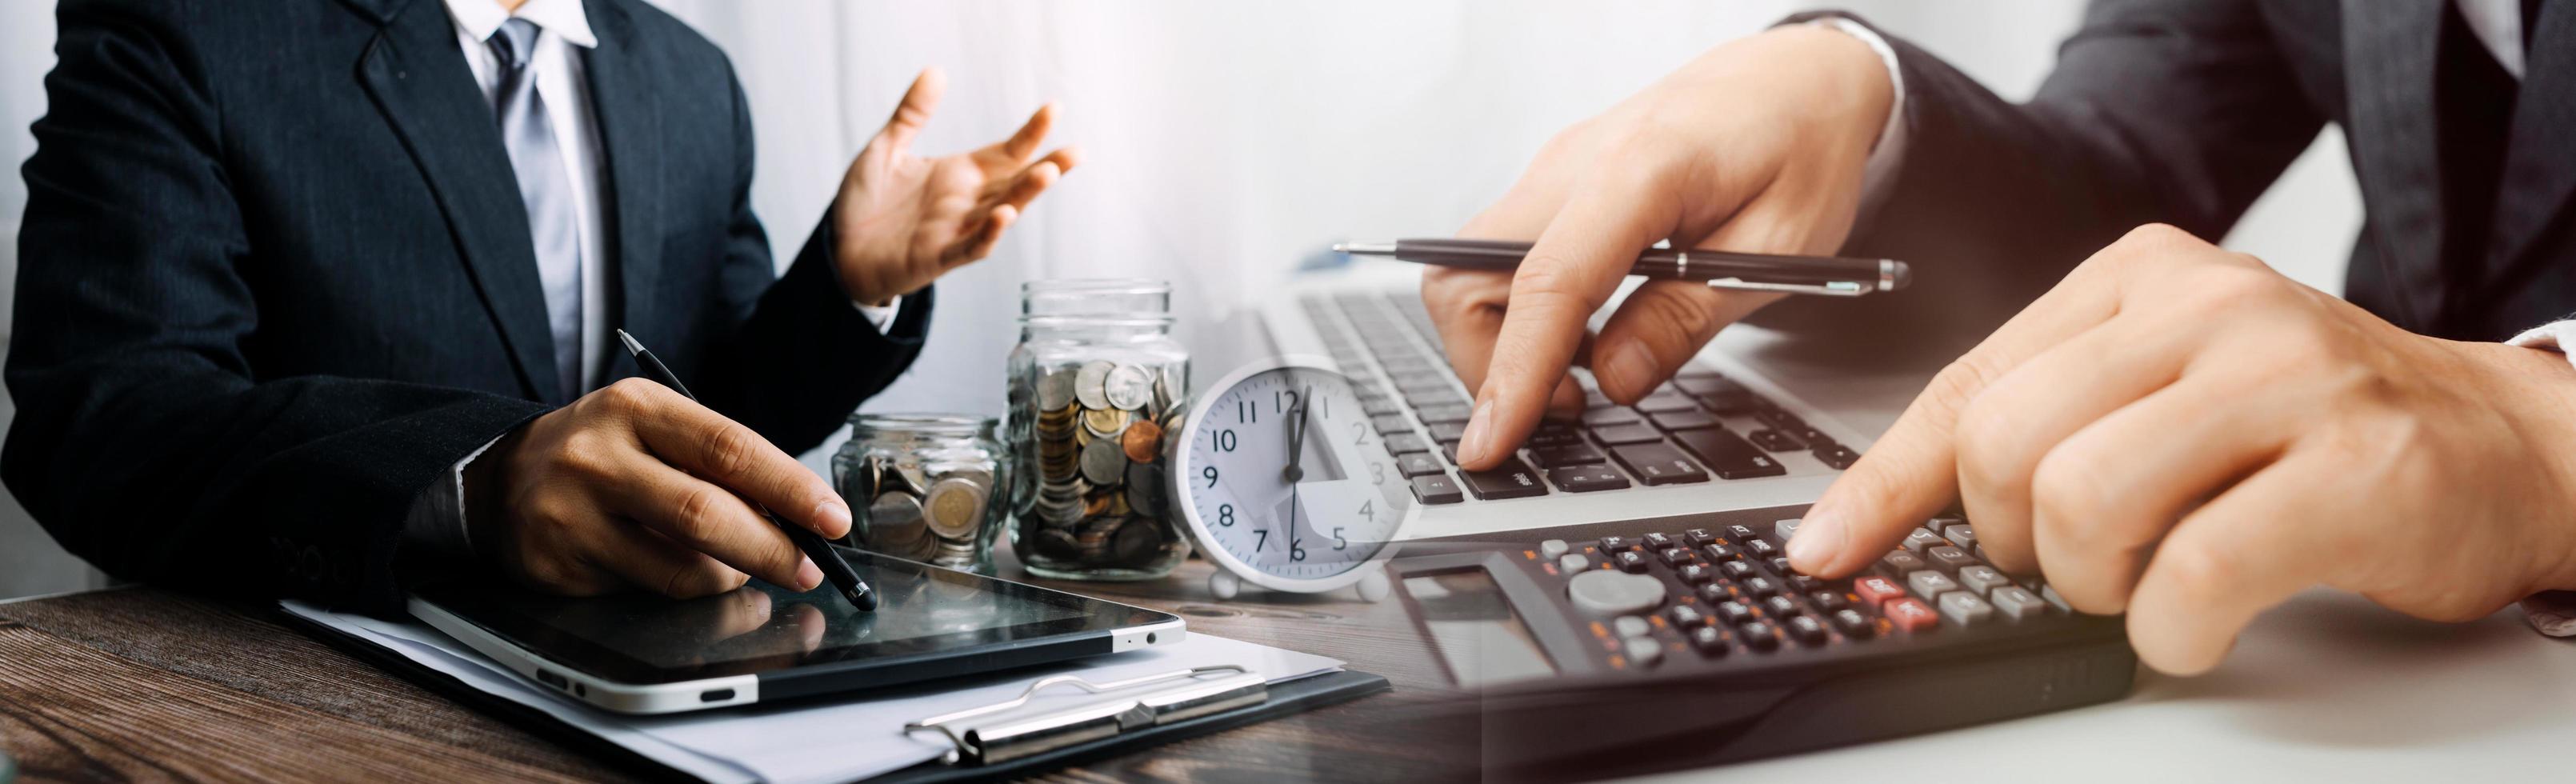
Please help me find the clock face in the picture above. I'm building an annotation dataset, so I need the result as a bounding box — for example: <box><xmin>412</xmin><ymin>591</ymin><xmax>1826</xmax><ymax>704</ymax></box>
<box><xmin>1174</xmin><ymin>361</ymin><xmax>1413</xmax><ymax>588</ymax></box>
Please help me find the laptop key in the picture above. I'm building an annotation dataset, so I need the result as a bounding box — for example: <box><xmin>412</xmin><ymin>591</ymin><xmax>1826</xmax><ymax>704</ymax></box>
<box><xmin>1459</xmin><ymin>456</ymin><xmax>1549</xmax><ymax>500</ymax></box>
<box><xmin>1395</xmin><ymin>452</ymin><xmax>1446</xmax><ymax>478</ymax></box>
<box><xmin>1382</xmin><ymin>433</ymin><xmax>1431</xmax><ymax>457</ymax></box>
<box><xmin>1546</xmin><ymin>465</ymin><xmax>1631</xmax><ymax>493</ymax></box>
<box><xmin>1746</xmin><ymin>429</ymin><xmax>1806</xmax><ymax>452</ymax></box>
<box><xmin>1588</xmin><ymin>422</ymin><xmax>1665</xmax><ymax>446</ymax></box>
<box><xmin>1370</xmin><ymin>414</ymin><xmax>1414</xmax><ymax>435</ymax></box>
<box><xmin>1415</xmin><ymin>403</ymin><xmax>1472</xmax><ymax>424</ymax></box>
<box><xmin>1697</xmin><ymin>390</ymin><xmax>1774</xmax><ymax>415</ymax></box>
<box><xmin>1526</xmin><ymin>426</ymin><xmax>1586</xmax><ymax>447</ymax></box>
<box><xmin>1812</xmin><ymin>444</ymin><xmax>1860</xmax><ymax>469</ymax></box>
<box><xmin>1635</xmin><ymin>391</ymin><xmax>1701</xmax><ymax>414</ymax></box>
<box><xmin>1581</xmin><ymin>407</ymin><xmax>1641</xmax><ymax>426</ymax></box>
<box><xmin>1608</xmin><ymin>442</ymin><xmax>1710</xmax><ymax>486</ymax></box>
<box><xmin>1529</xmin><ymin>443</ymin><xmax>1607</xmax><ymax>468</ymax></box>
<box><xmin>1648</xmin><ymin>409</ymin><xmax>1722</xmax><ymax>432</ymax></box>
<box><xmin>1668</xmin><ymin>428</ymin><xmax>1788</xmax><ymax>479</ymax></box>
<box><xmin>1410</xmin><ymin>474</ymin><xmax>1464</xmax><ymax>505</ymax></box>
<box><xmin>1426</xmin><ymin>420</ymin><xmax>1470</xmax><ymax>442</ymax></box>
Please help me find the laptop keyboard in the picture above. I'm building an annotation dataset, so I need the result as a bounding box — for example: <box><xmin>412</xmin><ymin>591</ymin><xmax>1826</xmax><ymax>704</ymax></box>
<box><xmin>1300</xmin><ymin>293</ymin><xmax>1862</xmax><ymax>506</ymax></box>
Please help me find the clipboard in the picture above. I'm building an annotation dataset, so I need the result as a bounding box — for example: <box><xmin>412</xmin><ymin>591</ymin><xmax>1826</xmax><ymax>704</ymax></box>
<box><xmin>281</xmin><ymin>606</ymin><xmax>1390</xmax><ymax>782</ymax></box>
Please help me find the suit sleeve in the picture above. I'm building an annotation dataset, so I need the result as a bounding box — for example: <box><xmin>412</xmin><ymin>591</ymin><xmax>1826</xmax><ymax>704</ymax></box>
<box><xmin>1760</xmin><ymin>1</ymin><xmax>2327</xmax><ymax>333</ymax></box>
<box><xmin>691</xmin><ymin>60</ymin><xmax>931</xmax><ymax>455</ymax></box>
<box><xmin>3</xmin><ymin>2</ymin><xmax>551</xmax><ymax>613</ymax></box>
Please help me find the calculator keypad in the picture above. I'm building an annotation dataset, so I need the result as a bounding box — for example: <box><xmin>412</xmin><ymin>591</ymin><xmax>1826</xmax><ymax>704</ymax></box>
<box><xmin>1522</xmin><ymin>514</ymin><xmax>2078</xmax><ymax>674</ymax></box>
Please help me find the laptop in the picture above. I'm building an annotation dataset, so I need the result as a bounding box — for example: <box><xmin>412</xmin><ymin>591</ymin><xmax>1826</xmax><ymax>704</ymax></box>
<box><xmin>1255</xmin><ymin>269</ymin><xmax>1872</xmax><ymax>542</ymax></box>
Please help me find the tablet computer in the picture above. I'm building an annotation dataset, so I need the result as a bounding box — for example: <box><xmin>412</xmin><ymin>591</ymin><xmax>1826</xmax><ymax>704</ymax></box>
<box><xmin>408</xmin><ymin>549</ymin><xmax>1184</xmax><ymax>714</ymax></box>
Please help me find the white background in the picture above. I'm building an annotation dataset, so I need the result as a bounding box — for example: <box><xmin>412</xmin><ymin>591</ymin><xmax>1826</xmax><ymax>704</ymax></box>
<box><xmin>0</xmin><ymin>2</ymin><xmax>2360</xmax><ymax>598</ymax></box>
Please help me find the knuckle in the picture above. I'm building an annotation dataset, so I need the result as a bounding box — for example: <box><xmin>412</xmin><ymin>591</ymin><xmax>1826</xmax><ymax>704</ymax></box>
<box><xmin>2028</xmin><ymin>447</ymin><xmax>2112</xmax><ymax>534</ymax></box>
<box><xmin>699</xmin><ymin>426</ymin><xmax>763</xmax><ymax>481</ymax></box>
<box><xmin>598</xmin><ymin>378</ymin><xmax>662</xmax><ymax>413</ymax></box>
<box><xmin>2147</xmin><ymin>539</ymin><xmax>2238</xmax><ymax>603</ymax></box>
<box><xmin>1627</xmin><ymin>286</ymin><xmax>1724</xmax><ymax>343</ymax></box>
<box><xmin>1922</xmin><ymin>355</ymin><xmax>2003</xmax><ymax>424</ymax></box>
<box><xmin>671</xmin><ymin>486</ymin><xmax>730</xmax><ymax>543</ymax></box>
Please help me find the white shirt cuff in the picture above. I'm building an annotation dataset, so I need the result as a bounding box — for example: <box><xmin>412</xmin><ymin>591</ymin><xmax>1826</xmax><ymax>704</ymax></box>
<box><xmin>402</xmin><ymin>433</ymin><xmax>506</xmax><ymax>561</ymax></box>
<box><xmin>2506</xmin><ymin>319</ymin><xmax>2576</xmax><ymax>364</ymax></box>
<box><xmin>2502</xmin><ymin>320</ymin><xmax>2576</xmax><ymax>635</ymax></box>
<box><xmin>1811</xmin><ymin>17</ymin><xmax>1910</xmax><ymax>223</ymax></box>
<box><xmin>855</xmin><ymin>294</ymin><xmax>902</xmax><ymax>331</ymax></box>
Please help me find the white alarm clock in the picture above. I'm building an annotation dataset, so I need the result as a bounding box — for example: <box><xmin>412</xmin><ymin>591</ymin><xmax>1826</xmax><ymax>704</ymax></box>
<box><xmin>1169</xmin><ymin>357</ymin><xmax>1417</xmax><ymax>601</ymax></box>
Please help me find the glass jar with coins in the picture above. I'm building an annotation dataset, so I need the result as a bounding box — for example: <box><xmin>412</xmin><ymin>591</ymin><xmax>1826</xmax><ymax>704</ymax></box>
<box><xmin>831</xmin><ymin>414</ymin><xmax>1008</xmax><ymax>574</ymax></box>
<box><xmin>1006</xmin><ymin>278</ymin><xmax>1192</xmax><ymax>581</ymax></box>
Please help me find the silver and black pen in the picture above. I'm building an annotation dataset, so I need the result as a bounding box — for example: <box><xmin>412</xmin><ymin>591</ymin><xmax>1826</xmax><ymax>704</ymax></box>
<box><xmin>1334</xmin><ymin>238</ymin><xmax>1910</xmax><ymax>297</ymax></box>
<box><xmin>616</xmin><ymin>329</ymin><xmax>878</xmax><ymax>613</ymax></box>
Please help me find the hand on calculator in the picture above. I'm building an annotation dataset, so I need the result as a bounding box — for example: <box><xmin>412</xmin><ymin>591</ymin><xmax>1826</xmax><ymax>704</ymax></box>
<box><xmin>1786</xmin><ymin>226</ymin><xmax>2576</xmax><ymax>674</ymax></box>
<box><xmin>1418</xmin><ymin>26</ymin><xmax>1893</xmax><ymax>471</ymax></box>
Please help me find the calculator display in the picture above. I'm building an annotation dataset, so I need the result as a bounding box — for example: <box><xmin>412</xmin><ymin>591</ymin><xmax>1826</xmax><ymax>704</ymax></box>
<box><xmin>1406</xmin><ymin>570</ymin><xmax>1558</xmax><ymax>686</ymax></box>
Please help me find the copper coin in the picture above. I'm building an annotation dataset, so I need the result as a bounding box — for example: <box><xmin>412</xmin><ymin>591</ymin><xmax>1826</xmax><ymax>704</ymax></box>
<box><xmin>1121</xmin><ymin>418</ymin><xmax>1163</xmax><ymax>463</ymax></box>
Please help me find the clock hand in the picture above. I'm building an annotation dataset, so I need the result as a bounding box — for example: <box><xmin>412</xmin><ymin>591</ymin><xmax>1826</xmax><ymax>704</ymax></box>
<box><xmin>1282</xmin><ymin>389</ymin><xmax>1310</xmax><ymax>483</ymax></box>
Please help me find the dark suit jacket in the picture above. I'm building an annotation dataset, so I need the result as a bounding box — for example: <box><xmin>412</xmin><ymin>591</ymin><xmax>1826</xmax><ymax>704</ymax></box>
<box><xmin>1766</xmin><ymin>1</ymin><xmax>2574</xmax><ymax>344</ymax></box>
<box><xmin>6</xmin><ymin>0</ymin><xmax>931</xmax><ymax>613</ymax></box>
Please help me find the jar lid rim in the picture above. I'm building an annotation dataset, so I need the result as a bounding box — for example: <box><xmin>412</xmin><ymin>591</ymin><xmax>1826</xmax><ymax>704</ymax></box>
<box><xmin>849</xmin><ymin>413</ymin><xmax>997</xmax><ymax>429</ymax></box>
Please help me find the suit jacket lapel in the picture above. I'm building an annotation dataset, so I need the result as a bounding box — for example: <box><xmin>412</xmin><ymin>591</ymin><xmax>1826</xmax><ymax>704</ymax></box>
<box><xmin>2341</xmin><ymin>0</ymin><xmax>2450</xmax><ymax>329</ymax></box>
<box><xmin>2486</xmin><ymin>4</ymin><xmax>2576</xmax><ymax>278</ymax></box>
<box><xmin>353</xmin><ymin>0</ymin><xmax>564</xmax><ymax>402</ymax></box>
<box><xmin>582</xmin><ymin>0</ymin><xmax>665</xmax><ymax>365</ymax></box>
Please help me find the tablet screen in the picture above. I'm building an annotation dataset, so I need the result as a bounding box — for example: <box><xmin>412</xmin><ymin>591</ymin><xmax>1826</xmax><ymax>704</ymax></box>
<box><xmin>411</xmin><ymin>549</ymin><xmax>1171</xmax><ymax>683</ymax></box>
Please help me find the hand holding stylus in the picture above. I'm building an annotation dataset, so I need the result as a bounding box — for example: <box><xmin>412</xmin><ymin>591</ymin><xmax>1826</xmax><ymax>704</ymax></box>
<box><xmin>1418</xmin><ymin>26</ymin><xmax>1894</xmax><ymax>470</ymax></box>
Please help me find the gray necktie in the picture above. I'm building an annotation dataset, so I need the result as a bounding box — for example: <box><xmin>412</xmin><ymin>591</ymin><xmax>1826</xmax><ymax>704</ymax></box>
<box><xmin>488</xmin><ymin>18</ymin><xmax>584</xmax><ymax>401</ymax></box>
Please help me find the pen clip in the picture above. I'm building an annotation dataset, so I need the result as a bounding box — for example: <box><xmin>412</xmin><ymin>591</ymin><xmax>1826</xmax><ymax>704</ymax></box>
<box><xmin>1703</xmin><ymin>278</ymin><xmax>1870</xmax><ymax>297</ymax></box>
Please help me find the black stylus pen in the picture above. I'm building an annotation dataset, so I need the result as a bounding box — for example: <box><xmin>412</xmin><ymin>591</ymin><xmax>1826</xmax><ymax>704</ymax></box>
<box><xmin>616</xmin><ymin>329</ymin><xmax>877</xmax><ymax>612</ymax></box>
<box><xmin>1334</xmin><ymin>238</ymin><xmax>1910</xmax><ymax>297</ymax></box>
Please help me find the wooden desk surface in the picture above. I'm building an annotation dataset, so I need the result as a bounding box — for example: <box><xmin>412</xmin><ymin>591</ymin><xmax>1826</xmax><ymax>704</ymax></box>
<box><xmin>0</xmin><ymin>558</ymin><xmax>1478</xmax><ymax>783</ymax></box>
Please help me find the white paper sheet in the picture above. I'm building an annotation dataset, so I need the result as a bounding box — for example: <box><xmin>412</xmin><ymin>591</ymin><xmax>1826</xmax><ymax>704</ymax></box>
<box><xmin>281</xmin><ymin>602</ymin><xmax>1343</xmax><ymax>784</ymax></box>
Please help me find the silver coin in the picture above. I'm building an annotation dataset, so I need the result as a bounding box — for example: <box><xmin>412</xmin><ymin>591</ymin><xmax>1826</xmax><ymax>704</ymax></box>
<box><xmin>1074</xmin><ymin>361</ymin><xmax>1115</xmax><ymax>410</ymax></box>
<box><xmin>865</xmin><ymin>491</ymin><xmax>929</xmax><ymax>554</ymax></box>
<box><xmin>1079</xmin><ymin>437</ymin><xmax>1129</xmax><ymax>486</ymax></box>
<box><xmin>1110</xmin><ymin>517</ymin><xmax>1162</xmax><ymax>565</ymax></box>
<box><xmin>1154</xmin><ymin>366</ymin><xmax>1183</xmax><ymax>414</ymax></box>
<box><xmin>1036</xmin><ymin>367</ymin><xmax>1077</xmax><ymax>410</ymax></box>
<box><xmin>922</xmin><ymin>477</ymin><xmax>989</xmax><ymax>539</ymax></box>
<box><xmin>1102</xmin><ymin>364</ymin><xmax>1154</xmax><ymax>411</ymax></box>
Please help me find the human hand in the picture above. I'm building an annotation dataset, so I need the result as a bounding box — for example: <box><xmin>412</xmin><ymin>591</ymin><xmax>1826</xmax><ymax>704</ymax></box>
<box><xmin>466</xmin><ymin>378</ymin><xmax>854</xmax><ymax>598</ymax></box>
<box><xmin>1784</xmin><ymin>224</ymin><xmax>2576</xmax><ymax>674</ymax></box>
<box><xmin>1425</xmin><ymin>25</ymin><xmax>1892</xmax><ymax>470</ymax></box>
<box><xmin>830</xmin><ymin>67</ymin><xmax>1082</xmax><ymax>306</ymax></box>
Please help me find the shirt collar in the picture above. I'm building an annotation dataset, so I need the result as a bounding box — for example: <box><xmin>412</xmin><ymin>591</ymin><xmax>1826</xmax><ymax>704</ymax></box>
<box><xmin>442</xmin><ymin>0</ymin><xmax>598</xmax><ymax>50</ymax></box>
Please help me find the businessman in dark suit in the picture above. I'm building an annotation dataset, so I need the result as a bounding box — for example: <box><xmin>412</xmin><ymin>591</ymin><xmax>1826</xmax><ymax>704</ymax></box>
<box><xmin>1425</xmin><ymin>0</ymin><xmax>2576</xmax><ymax>674</ymax></box>
<box><xmin>7</xmin><ymin>0</ymin><xmax>1076</xmax><ymax>613</ymax></box>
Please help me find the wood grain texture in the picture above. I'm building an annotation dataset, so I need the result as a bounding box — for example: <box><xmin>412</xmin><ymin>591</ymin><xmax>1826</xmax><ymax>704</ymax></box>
<box><xmin>0</xmin><ymin>558</ymin><xmax>1482</xmax><ymax>783</ymax></box>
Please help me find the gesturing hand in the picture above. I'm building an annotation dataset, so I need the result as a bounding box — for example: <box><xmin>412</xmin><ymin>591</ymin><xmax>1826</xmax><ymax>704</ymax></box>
<box><xmin>1785</xmin><ymin>224</ymin><xmax>2576</xmax><ymax>674</ymax></box>
<box><xmin>466</xmin><ymin>378</ymin><xmax>854</xmax><ymax>598</ymax></box>
<box><xmin>830</xmin><ymin>67</ymin><xmax>1082</xmax><ymax>306</ymax></box>
<box><xmin>1421</xmin><ymin>26</ymin><xmax>1893</xmax><ymax>470</ymax></box>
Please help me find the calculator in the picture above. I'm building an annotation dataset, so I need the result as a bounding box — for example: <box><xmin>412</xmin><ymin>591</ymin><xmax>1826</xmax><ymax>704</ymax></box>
<box><xmin>1390</xmin><ymin>503</ymin><xmax>2135</xmax><ymax>778</ymax></box>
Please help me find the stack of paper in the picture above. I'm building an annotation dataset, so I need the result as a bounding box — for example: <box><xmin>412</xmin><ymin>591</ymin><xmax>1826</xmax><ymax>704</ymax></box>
<box><xmin>281</xmin><ymin>602</ymin><xmax>1343</xmax><ymax>784</ymax></box>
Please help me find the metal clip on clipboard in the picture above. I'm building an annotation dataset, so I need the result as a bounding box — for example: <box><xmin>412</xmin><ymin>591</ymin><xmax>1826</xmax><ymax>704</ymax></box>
<box><xmin>902</xmin><ymin>666</ymin><xmax>1270</xmax><ymax>766</ymax></box>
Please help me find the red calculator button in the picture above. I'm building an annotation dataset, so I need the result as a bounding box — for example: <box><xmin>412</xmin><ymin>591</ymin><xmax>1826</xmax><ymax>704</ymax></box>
<box><xmin>1854</xmin><ymin>576</ymin><xmax>1908</xmax><ymax>607</ymax></box>
<box><xmin>1884</xmin><ymin>598</ymin><xmax>1940</xmax><ymax>633</ymax></box>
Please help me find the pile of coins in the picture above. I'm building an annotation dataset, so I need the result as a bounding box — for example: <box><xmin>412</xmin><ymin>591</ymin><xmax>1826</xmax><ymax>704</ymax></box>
<box><xmin>1017</xmin><ymin>358</ymin><xmax>1189</xmax><ymax>574</ymax></box>
<box><xmin>850</xmin><ymin>458</ymin><xmax>995</xmax><ymax>569</ymax></box>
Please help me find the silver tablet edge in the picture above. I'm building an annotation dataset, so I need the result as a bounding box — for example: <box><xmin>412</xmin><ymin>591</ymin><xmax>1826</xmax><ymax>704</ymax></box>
<box><xmin>406</xmin><ymin>596</ymin><xmax>762</xmax><ymax>715</ymax></box>
<box><xmin>1110</xmin><ymin>616</ymin><xmax>1187</xmax><ymax>653</ymax></box>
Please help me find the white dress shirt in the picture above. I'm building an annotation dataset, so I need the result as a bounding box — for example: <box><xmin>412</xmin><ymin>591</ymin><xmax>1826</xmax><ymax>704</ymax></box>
<box><xmin>406</xmin><ymin>0</ymin><xmax>900</xmax><ymax>559</ymax></box>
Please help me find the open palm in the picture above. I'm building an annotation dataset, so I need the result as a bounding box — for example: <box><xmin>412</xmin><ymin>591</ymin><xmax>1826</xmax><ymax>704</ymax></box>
<box><xmin>830</xmin><ymin>68</ymin><xmax>1080</xmax><ymax>306</ymax></box>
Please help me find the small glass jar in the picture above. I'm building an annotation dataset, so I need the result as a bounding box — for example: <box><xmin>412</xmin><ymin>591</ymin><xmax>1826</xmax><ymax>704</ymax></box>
<box><xmin>831</xmin><ymin>414</ymin><xmax>1008</xmax><ymax>574</ymax></box>
<box><xmin>1006</xmin><ymin>279</ymin><xmax>1192</xmax><ymax>580</ymax></box>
